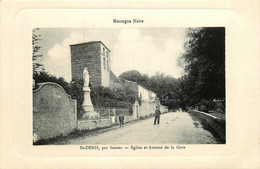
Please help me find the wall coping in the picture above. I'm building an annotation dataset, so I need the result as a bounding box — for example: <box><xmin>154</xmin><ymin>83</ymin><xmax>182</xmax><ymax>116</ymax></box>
<box><xmin>190</xmin><ymin>109</ymin><xmax>224</xmax><ymax>121</ymax></box>
<box><xmin>33</xmin><ymin>82</ymin><xmax>74</xmax><ymax>100</ymax></box>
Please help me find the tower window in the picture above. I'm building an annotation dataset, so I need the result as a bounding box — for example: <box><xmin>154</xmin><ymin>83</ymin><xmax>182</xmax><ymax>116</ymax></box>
<box><xmin>106</xmin><ymin>51</ymin><xmax>109</xmax><ymax>58</ymax></box>
<box><xmin>103</xmin><ymin>47</ymin><xmax>105</xmax><ymax>55</ymax></box>
<box><xmin>103</xmin><ymin>57</ymin><xmax>106</xmax><ymax>70</ymax></box>
<box><xmin>107</xmin><ymin>60</ymin><xmax>109</xmax><ymax>72</ymax></box>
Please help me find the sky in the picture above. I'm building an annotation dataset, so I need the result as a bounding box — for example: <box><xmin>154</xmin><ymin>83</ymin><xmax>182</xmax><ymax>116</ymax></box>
<box><xmin>35</xmin><ymin>27</ymin><xmax>188</xmax><ymax>82</ymax></box>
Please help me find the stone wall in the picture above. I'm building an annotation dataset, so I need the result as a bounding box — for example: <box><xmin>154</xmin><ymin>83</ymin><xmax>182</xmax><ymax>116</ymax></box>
<box><xmin>78</xmin><ymin>118</ymin><xmax>112</xmax><ymax>131</ymax></box>
<box><xmin>70</xmin><ymin>42</ymin><xmax>102</xmax><ymax>86</ymax></box>
<box><xmin>94</xmin><ymin>107</ymin><xmax>134</xmax><ymax>125</ymax></box>
<box><xmin>94</xmin><ymin>107</ymin><xmax>130</xmax><ymax>117</ymax></box>
<box><xmin>115</xmin><ymin>115</ymin><xmax>134</xmax><ymax>124</ymax></box>
<box><xmin>33</xmin><ymin>82</ymin><xmax>77</xmax><ymax>141</ymax></box>
<box><xmin>189</xmin><ymin>109</ymin><xmax>226</xmax><ymax>143</ymax></box>
<box><xmin>100</xmin><ymin>43</ymin><xmax>111</xmax><ymax>87</ymax></box>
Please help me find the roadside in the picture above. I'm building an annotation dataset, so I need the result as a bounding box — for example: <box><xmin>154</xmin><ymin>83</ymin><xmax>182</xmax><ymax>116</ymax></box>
<box><xmin>208</xmin><ymin>112</ymin><xmax>225</xmax><ymax>121</ymax></box>
<box><xmin>66</xmin><ymin>111</ymin><xmax>220</xmax><ymax>144</ymax></box>
<box><xmin>188</xmin><ymin>109</ymin><xmax>226</xmax><ymax>143</ymax></box>
<box><xmin>33</xmin><ymin>113</ymin><xmax>157</xmax><ymax>145</ymax></box>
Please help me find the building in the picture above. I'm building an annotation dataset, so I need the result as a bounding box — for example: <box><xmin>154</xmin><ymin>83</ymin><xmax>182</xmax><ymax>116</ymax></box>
<box><xmin>119</xmin><ymin>78</ymin><xmax>157</xmax><ymax>102</ymax></box>
<box><xmin>70</xmin><ymin>41</ymin><xmax>157</xmax><ymax>101</ymax></box>
<box><xmin>70</xmin><ymin>41</ymin><xmax>120</xmax><ymax>88</ymax></box>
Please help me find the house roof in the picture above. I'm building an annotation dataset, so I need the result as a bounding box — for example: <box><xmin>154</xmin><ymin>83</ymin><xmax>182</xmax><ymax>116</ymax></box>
<box><xmin>119</xmin><ymin>78</ymin><xmax>138</xmax><ymax>84</ymax></box>
<box><xmin>70</xmin><ymin>41</ymin><xmax>111</xmax><ymax>52</ymax></box>
<box><xmin>110</xmin><ymin>71</ymin><xmax>121</xmax><ymax>83</ymax></box>
<box><xmin>119</xmin><ymin>78</ymin><xmax>157</xmax><ymax>95</ymax></box>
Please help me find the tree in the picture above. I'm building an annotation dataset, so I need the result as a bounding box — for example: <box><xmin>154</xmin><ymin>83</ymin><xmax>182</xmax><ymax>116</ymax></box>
<box><xmin>33</xmin><ymin>71</ymin><xmax>70</xmax><ymax>93</ymax></box>
<box><xmin>119</xmin><ymin>70</ymin><xmax>143</xmax><ymax>83</ymax></box>
<box><xmin>32</xmin><ymin>28</ymin><xmax>44</xmax><ymax>74</ymax></box>
<box><xmin>178</xmin><ymin>27</ymin><xmax>225</xmax><ymax>107</ymax></box>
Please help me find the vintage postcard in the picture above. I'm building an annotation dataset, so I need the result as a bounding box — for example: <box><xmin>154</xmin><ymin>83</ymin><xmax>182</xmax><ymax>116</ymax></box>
<box><xmin>32</xmin><ymin>27</ymin><xmax>225</xmax><ymax>146</ymax></box>
<box><xmin>1</xmin><ymin>1</ymin><xmax>260</xmax><ymax>169</ymax></box>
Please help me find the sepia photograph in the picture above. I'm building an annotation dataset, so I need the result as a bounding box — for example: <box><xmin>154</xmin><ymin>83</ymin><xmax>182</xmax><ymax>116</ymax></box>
<box><xmin>32</xmin><ymin>27</ymin><xmax>226</xmax><ymax>145</ymax></box>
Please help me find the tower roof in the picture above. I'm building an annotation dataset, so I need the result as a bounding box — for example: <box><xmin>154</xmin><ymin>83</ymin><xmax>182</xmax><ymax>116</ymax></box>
<box><xmin>70</xmin><ymin>41</ymin><xmax>111</xmax><ymax>52</ymax></box>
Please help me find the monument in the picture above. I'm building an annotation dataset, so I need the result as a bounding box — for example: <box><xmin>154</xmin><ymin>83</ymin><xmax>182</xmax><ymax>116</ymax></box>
<box><xmin>81</xmin><ymin>67</ymin><xmax>100</xmax><ymax>119</ymax></box>
<box><xmin>77</xmin><ymin>67</ymin><xmax>111</xmax><ymax>130</ymax></box>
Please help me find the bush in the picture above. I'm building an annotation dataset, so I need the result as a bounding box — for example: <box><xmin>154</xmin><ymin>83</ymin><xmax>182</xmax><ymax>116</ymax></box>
<box><xmin>69</xmin><ymin>80</ymin><xmax>135</xmax><ymax>116</ymax></box>
<box><xmin>69</xmin><ymin>79</ymin><xmax>84</xmax><ymax>118</ymax></box>
<box><xmin>214</xmin><ymin>99</ymin><xmax>225</xmax><ymax>113</ymax></box>
<box><xmin>198</xmin><ymin>99</ymin><xmax>215</xmax><ymax>112</ymax></box>
<box><xmin>90</xmin><ymin>86</ymin><xmax>136</xmax><ymax>109</ymax></box>
<box><xmin>33</xmin><ymin>71</ymin><xmax>70</xmax><ymax>93</ymax></box>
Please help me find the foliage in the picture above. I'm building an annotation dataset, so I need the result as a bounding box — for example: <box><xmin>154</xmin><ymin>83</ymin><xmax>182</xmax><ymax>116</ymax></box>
<box><xmin>119</xmin><ymin>70</ymin><xmax>150</xmax><ymax>89</ymax></box>
<box><xmin>197</xmin><ymin>99</ymin><xmax>215</xmax><ymax>112</ymax></box>
<box><xmin>32</xmin><ymin>28</ymin><xmax>44</xmax><ymax>74</ymax></box>
<box><xmin>90</xmin><ymin>86</ymin><xmax>138</xmax><ymax>109</ymax></box>
<box><xmin>179</xmin><ymin>27</ymin><xmax>225</xmax><ymax>105</ymax></box>
<box><xmin>69</xmin><ymin>79</ymin><xmax>85</xmax><ymax>118</ymax></box>
<box><xmin>119</xmin><ymin>70</ymin><xmax>143</xmax><ymax>83</ymax></box>
<box><xmin>33</xmin><ymin>71</ymin><xmax>70</xmax><ymax>92</ymax></box>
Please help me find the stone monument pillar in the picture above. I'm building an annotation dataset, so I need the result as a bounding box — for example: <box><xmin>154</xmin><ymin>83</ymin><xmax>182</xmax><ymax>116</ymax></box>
<box><xmin>82</xmin><ymin>67</ymin><xmax>100</xmax><ymax>119</ymax></box>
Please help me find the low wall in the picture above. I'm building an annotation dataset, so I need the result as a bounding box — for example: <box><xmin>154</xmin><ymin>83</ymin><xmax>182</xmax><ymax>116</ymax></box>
<box><xmin>188</xmin><ymin>109</ymin><xmax>226</xmax><ymax>143</ymax></box>
<box><xmin>115</xmin><ymin>108</ymin><xmax>131</xmax><ymax>116</ymax></box>
<box><xmin>78</xmin><ymin>118</ymin><xmax>111</xmax><ymax>131</ymax></box>
<box><xmin>94</xmin><ymin>108</ymin><xmax>115</xmax><ymax>117</ymax></box>
<box><xmin>115</xmin><ymin>115</ymin><xmax>134</xmax><ymax>124</ymax></box>
<box><xmin>95</xmin><ymin>107</ymin><xmax>130</xmax><ymax>117</ymax></box>
<box><xmin>77</xmin><ymin>115</ymin><xmax>134</xmax><ymax>130</ymax></box>
<box><xmin>33</xmin><ymin>82</ymin><xmax>77</xmax><ymax>141</ymax></box>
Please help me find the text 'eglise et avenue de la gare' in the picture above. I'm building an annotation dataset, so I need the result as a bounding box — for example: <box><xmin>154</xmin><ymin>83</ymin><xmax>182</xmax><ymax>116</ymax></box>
<box><xmin>113</xmin><ymin>19</ymin><xmax>144</xmax><ymax>24</ymax></box>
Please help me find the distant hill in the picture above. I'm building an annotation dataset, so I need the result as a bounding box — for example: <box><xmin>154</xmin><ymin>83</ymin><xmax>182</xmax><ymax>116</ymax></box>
<box><xmin>119</xmin><ymin>70</ymin><xmax>143</xmax><ymax>83</ymax></box>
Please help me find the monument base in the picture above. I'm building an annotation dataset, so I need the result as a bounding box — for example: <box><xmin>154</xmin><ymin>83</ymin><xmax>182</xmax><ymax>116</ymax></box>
<box><xmin>81</xmin><ymin>111</ymin><xmax>100</xmax><ymax>119</ymax></box>
<box><xmin>77</xmin><ymin>118</ymin><xmax>112</xmax><ymax>131</ymax></box>
<box><xmin>82</xmin><ymin>104</ymin><xmax>94</xmax><ymax>112</ymax></box>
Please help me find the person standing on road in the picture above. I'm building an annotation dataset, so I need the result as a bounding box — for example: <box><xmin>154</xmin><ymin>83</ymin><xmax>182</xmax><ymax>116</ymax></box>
<box><xmin>119</xmin><ymin>113</ymin><xmax>125</xmax><ymax>127</ymax></box>
<box><xmin>154</xmin><ymin>106</ymin><xmax>161</xmax><ymax>125</ymax></box>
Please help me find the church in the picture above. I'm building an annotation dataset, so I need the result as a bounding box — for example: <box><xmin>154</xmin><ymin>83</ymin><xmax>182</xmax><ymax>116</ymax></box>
<box><xmin>70</xmin><ymin>41</ymin><xmax>156</xmax><ymax>102</ymax></box>
<box><xmin>70</xmin><ymin>41</ymin><xmax>122</xmax><ymax>89</ymax></box>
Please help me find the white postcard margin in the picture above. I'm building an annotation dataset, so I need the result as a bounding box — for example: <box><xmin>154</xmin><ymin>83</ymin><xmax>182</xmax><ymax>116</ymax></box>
<box><xmin>1</xmin><ymin>1</ymin><xmax>260</xmax><ymax>169</ymax></box>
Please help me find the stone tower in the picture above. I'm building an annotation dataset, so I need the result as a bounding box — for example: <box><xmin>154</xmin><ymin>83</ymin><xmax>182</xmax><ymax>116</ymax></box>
<box><xmin>70</xmin><ymin>41</ymin><xmax>111</xmax><ymax>87</ymax></box>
